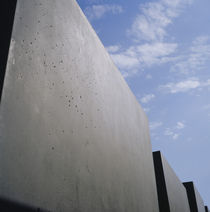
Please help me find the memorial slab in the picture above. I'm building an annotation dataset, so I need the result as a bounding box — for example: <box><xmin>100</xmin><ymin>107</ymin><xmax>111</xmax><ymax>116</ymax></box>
<box><xmin>0</xmin><ymin>0</ymin><xmax>159</xmax><ymax>211</ymax></box>
<box><xmin>153</xmin><ymin>151</ymin><xmax>190</xmax><ymax>212</ymax></box>
<box><xmin>183</xmin><ymin>182</ymin><xmax>205</xmax><ymax>212</ymax></box>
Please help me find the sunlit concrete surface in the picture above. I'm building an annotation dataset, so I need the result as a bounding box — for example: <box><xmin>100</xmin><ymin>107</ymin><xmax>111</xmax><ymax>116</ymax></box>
<box><xmin>0</xmin><ymin>0</ymin><xmax>159</xmax><ymax>211</ymax></box>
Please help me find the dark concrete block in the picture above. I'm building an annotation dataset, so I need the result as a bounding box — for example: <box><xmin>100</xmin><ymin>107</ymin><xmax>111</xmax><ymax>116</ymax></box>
<box><xmin>183</xmin><ymin>182</ymin><xmax>205</xmax><ymax>212</ymax></box>
<box><xmin>0</xmin><ymin>0</ymin><xmax>17</xmax><ymax>101</ymax></box>
<box><xmin>0</xmin><ymin>197</ymin><xmax>49</xmax><ymax>212</ymax></box>
<box><xmin>153</xmin><ymin>151</ymin><xmax>191</xmax><ymax>212</ymax></box>
<box><xmin>0</xmin><ymin>0</ymin><xmax>159</xmax><ymax>211</ymax></box>
<box><xmin>205</xmin><ymin>206</ymin><xmax>209</xmax><ymax>212</ymax></box>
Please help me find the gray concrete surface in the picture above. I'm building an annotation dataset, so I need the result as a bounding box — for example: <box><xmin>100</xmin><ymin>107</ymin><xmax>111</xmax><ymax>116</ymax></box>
<box><xmin>153</xmin><ymin>151</ymin><xmax>191</xmax><ymax>212</ymax></box>
<box><xmin>184</xmin><ymin>182</ymin><xmax>205</xmax><ymax>212</ymax></box>
<box><xmin>0</xmin><ymin>0</ymin><xmax>159</xmax><ymax>211</ymax></box>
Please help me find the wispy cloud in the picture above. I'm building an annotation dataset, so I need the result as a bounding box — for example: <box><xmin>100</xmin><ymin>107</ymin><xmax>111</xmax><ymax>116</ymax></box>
<box><xmin>150</xmin><ymin>121</ymin><xmax>163</xmax><ymax>131</ymax></box>
<box><xmin>108</xmin><ymin>0</ymin><xmax>193</xmax><ymax>77</ymax></box>
<box><xmin>202</xmin><ymin>104</ymin><xmax>210</xmax><ymax>110</ymax></box>
<box><xmin>164</xmin><ymin>128</ymin><xmax>179</xmax><ymax>140</ymax></box>
<box><xmin>110</xmin><ymin>53</ymin><xmax>139</xmax><ymax>70</ymax></box>
<box><xmin>106</xmin><ymin>45</ymin><xmax>121</xmax><ymax>53</ymax></box>
<box><xmin>84</xmin><ymin>4</ymin><xmax>123</xmax><ymax>20</ymax></box>
<box><xmin>176</xmin><ymin>121</ymin><xmax>185</xmax><ymax>129</ymax></box>
<box><xmin>109</xmin><ymin>42</ymin><xmax>177</xmax><ymax>77</ymax></box>
<box><xmin>143</xmin><ymin>107</ymin><xmax>150</xmax><ymax>113</ymax></box>
<box><xmin>160</xmin><ymin>78</ymin><xmax>210</xmax><ymax>93</ymax></box>
<box><xmin>164</xmin><ymin>121</ymin><xmax>185</xmax><ymax>140</ymax></box>
<box><xmin>140</xmin><ymin>94</ymin><xmax>155</xmax><ymax>104</ymax></box>
<box><xmin>128</xmin><ymin>0</ymin><xmax>193</xmax><ymax>42</ymax></box>
<box><xmin>170</xmin><ymin>36</ymin><xmax>210</xmax><ymax>75</ymax></box>
<box><xmin>134</xmin><ymin>42</ymin><xmax>178</xmax><ymax>67</ymax></box>
<box><xmin>146</xmin><ymin>74</ymin><xmax>152</xmax><ymax>79</ymax></box>
<box><xmin>172</xmin><ymin>134</ymin><xmax>179</xmax><ymax>140</ymax></box>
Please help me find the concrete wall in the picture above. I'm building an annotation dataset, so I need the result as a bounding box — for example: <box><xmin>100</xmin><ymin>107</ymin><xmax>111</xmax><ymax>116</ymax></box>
<box><xmin>0</xmin><ymin>0</ymin><xmax>17</xmax><ymax>101</ymax></box>
<box><xmin>184</xmin><ymin>182</ymin><xmax>205</xmax><ymax>212</ymax></box>
<box><xmin>153</xmin><ymin>151</ymin><xmax>191</xmax><ymax>212</ymax></box>
<box><xmin>0</xmin><ymin>0</ymin><xmax>159</xmax><ymax>211</ymax></box>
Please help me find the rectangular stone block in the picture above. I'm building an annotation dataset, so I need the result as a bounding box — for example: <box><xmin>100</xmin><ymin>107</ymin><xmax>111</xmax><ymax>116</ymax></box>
<box><xmin>153</xmin><ymin>151</ymin><xmax>191</xmax><ymax>212</ymax></box>
<box><xmin>0</xmin><ymin>0</ymin><xmax>17</xmax><ymax>101</ymax></box>
<box><xmin>0</xmin><ymin>0</ymin><xmax>159</xmax><ymax>211</ymax></box>
<box><xmin>183</xmin><ymin>182</ymin><xmax>205</xmax><ymax>212</ymax></box>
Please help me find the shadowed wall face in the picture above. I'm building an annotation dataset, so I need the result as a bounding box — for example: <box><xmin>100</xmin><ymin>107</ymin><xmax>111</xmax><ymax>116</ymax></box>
<box><xmin>153</xmin><ymin>151</ymin><xmax>191</xmax><ymax>212</ymax></box>
<box><xmin>0</xmin><ymin>0</ymin><xmax>17</xmax><ymax>101</ymax></box>
<box><xmin>0</xmin><ymin>197</ymin><xmax>49</xmax><ymax>212</ymax></box>
<box><xmin>0</xmin><ymin>0</ymin><xmax>159</xmax><ymax>211</ymax></box>
<box><xmin>184</xmin><ymin>182</ymin><xmax>205</xmax><ymax>212</ymax></box>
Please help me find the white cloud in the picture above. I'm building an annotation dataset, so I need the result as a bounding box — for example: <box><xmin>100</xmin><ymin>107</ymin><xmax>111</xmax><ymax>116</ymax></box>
<box><xmin>110</xmin><ymin>53</ymin><xmax>139</xmax><ymax>70</ymax></box>
<box><xmin>164</xmin><ymin>128</ymin><xmax>173</xmax><ymax>136</ymax></box>
<box><xmin>150</xmin><ymin>122</ymin><xmax>163</xmax><ymax>130</ymax></box>
<box><xmin>146</xmin><ymin>74</ymin><xmax>152</xmax><ymax>79</ymax></box>
<box><xmin>164</xmin><ymin>121</ymin><xmax>186</xmax><ymax>140</ymax></box>
<box><xmin>202</xmin><ymin>104</ymin><xmax>210</xmax><ymax>110</ymax></box>
<box><xmin>164</xmin><ymin>128</ymin><xmax>180</xmax><ymax>140</ymax></box>
<box><xmin>170</xmin><ymin>36</ymin><xmax>210</xmax><ymax>75</ymax></box>
<box><xmin>162</xmin><ymin>79</ymin><xmax>200</xmax><ymax>93</ymax></box>
<box><xmin>106</xmin><ymin>45</ymin><xmax>121</xmax><ymax>53</ymax></box>
<box><xmin>128</xmin><ymin>0</ymin><xmax>193</xmax><ymax>42</ymax></box>
<box><xmin>135</xmin><ymin>42</ymin><xmax>178</xmax><ymax>67</ymax></box>
<box><xmin>160</xmin><ymin>78</ymin><xmax>210</xmax><ymax>94</ymax></box>
<box><xmin>84</xmin><ymin>4</ymin><xmax>123</xmax><ymax>20</ymax></box>
<box><xmin>203</xmin><ymin>104</ymin><xmax>210</xmax><ymax>110</ymax></box>
<box><xmin>172</xmin><ymin>133</ymin><xmax>179</xmax><ymax>140</ymax></box>
<box><xmin>176</xmin><ymin>121</ymin><xmax>185</xmax><ymax>129</ymax></box>
<box><xmin>110</xmin><ymin>42</ymin><xmax>177</xmax><ymax>77</ymax></box>
<box><xmin>140</xmin><ymin>94</ymin><xmax>155</xmax><ymax>104</ymax></box>
<box><xmin>106</xmin><ymin>0</ymin><xmax>193</xmax><ymax>78</ymax></box>
<box><xmin>143</xmin><ymin>107</ymin><xmax>150</xmax><ymax>113</ymax></box>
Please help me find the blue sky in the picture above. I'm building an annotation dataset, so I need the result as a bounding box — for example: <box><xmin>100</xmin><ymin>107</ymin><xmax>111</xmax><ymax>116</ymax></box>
<box><xmin>77</xmin><ymin>0</ymin><xmax>210</xmax><ymax>206</ymax></box>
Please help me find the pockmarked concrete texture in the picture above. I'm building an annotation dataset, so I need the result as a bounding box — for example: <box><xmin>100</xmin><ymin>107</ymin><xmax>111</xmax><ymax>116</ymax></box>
<box><xmin>153</xmin><ymin>151</ymin><xmax>191</xmax><ymax>212</ymax></box>
<box><xmin>0</xmin><ymin>0</ymin><xmax>159</xmax><ymax>211</ymax></box>
<box><xmin>183</xmin><ymin>182</ymin><xmax>205</xmax><ymax>212</ymax></box>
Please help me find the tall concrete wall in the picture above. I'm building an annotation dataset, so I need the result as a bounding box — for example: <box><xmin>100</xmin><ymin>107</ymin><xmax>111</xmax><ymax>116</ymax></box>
<box><xmin>184</xmin><ymin>182</ymin><xmax>205</xmax><ymax>212</ymax></box>
<box><xmin>0</xmin><ymin>0</ymin><xmax>159</xmax><ymax>211</ymax></box>
<box><xmin>153</xmin><ymin>151</ymin><xmax>191</xmax><ymax>212</ymax></box>
<box><xmin>0</xmin><ymin>0</ymin><xmax>17</xmax><ymax>101</ymax></box>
